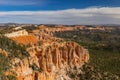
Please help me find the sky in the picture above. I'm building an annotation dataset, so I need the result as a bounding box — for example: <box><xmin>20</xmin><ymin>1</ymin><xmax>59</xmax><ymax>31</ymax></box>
<box><xmin>0</xmin><ymin>0</ymin><xmax>120</xmax><ymax>24</ymax></box>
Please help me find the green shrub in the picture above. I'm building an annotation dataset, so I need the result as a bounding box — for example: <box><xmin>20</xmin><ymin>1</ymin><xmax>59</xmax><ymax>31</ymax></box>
<box><xmin>0</xmin><ymin>35</ymin><xmax>29</xmax><ymax>59</ymax></box>
<box><xmin>0</xmin><ymin>54</ymin><xmax>10</xmax><ymax>80</ymax></box>
<box><xmin>54</xmin><ymin>29</ymin><xmax>120</xmax><ymax>77</ymax></box>
<box><xmin>7</xmin><ymin>75</ymin><xmax>16</xmax><ymax>80</ymax></box>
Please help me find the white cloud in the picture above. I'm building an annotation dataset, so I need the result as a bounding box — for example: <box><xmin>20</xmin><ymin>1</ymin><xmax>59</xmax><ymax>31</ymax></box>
<box><xmin>0</xmin><ymin>7</ymin><xmax>120</xmax><ymax>24</ymax></box>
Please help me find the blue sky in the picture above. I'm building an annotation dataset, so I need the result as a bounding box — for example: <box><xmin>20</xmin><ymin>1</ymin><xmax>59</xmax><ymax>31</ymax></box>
<box><xmin>0</xmin><ymin>0</ymin><xmax>120</xmax><ymax>24</ymax></box>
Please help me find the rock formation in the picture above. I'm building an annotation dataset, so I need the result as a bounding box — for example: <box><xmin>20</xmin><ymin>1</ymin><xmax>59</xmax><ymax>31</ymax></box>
<box><xmin>11</xmin><ymin>35</ymin><xmax>38</xmax><ymax>45</ymax></box>
<box><xmin>12</xmin><ymin>41</ymin><xmax>89</xmax><ymax>80</ymax></box>
<box><xmin>5</xmin><ymin>26</ymin><xmax>89</xmax><ymax>80</ymax></box>
<box><xmin>5</xmin><ymin>30</ymin><xmax>28</xmax><ymax>37</ymax></box>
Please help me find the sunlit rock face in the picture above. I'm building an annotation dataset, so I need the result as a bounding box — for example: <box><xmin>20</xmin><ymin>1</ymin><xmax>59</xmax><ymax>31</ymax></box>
<box><xmin>12</xmin><ymin>41</ymin><xmax>89</xmax><ymax>80</ymax></box>
<box><xmin>5</xmin><ymin>30</ymin><xmax>28</xmax><ymax>38</ymax></box>
<box><xmin>35</xmin><ymin>41</ymin><xmax>89</xmax><ymax>71</ymax></box>
<box><xmin>7</xmin><ymin>26</ymin><xmax>89</xmax><ymax>80</ymax></box>
<box><xmin>10</xmin><ymin>35</ymin><xmax>38</xmax><ymax>45</ymax></box>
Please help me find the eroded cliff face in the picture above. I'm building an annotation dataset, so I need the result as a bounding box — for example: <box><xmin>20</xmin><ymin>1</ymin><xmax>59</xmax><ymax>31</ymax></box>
<box><xmin>12</xmin><ymin>41</ymin><xmax>89</xmax><ymax>80</ymax></box>
<box><xmin>7</xmin><ymin>26</ymin><xmax>89</xmax><ymax>80</ymax></box>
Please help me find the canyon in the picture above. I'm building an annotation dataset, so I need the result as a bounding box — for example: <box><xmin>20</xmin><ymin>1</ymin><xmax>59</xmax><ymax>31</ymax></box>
<box><xmin>3</xmin><ymin>25</ymin><xmax>90</xmax><ymax>80</ymax></box>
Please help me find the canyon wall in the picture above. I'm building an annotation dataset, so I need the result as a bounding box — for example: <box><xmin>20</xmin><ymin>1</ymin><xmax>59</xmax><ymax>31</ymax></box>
<box><xmin>5</xmin><ymin>26</ymin><xmax>89</xmax><ymax>80</ymax></box>
<box><xmin>12</xmin><ymin>41</ymin><xmax>89</xmax><ymax>80</ymax></box>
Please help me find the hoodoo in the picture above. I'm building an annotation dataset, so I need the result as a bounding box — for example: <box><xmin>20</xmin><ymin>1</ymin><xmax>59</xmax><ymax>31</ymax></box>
<box><xmin>4</xmin><ymin>26</ymin><xmax>89</xmax><ymax>80</ymax></box>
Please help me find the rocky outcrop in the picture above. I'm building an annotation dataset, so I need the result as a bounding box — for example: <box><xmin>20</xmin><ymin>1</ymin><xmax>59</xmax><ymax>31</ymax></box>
<box><xmin>5</xmin><ymin>29</ymin><xmax>28</xmax><ymax>37</ymax></box>
<box><xmin>6</xmin><ymin>26</ymin><xmax>90</xmax><ymax>80</ymax></box>
<box><xmin>35</xmin><ymin>42</ymin><xmax>89</xmax><ymax>71</ymax></box>
<box><xmin>11</xmin><ymin>35</ymin><xmax>38</xmax><ymax>45</ymax></box>
<box><xmin>12</xmin><ymin>41</ymin><xmax>89</xmax><ymax>80</ymax></box>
